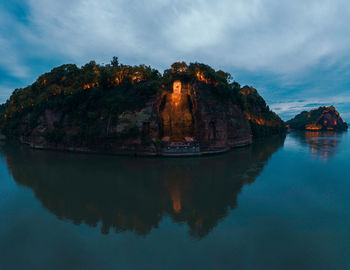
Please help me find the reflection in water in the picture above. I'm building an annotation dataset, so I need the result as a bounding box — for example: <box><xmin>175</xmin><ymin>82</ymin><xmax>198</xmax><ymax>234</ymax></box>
<box><xmin>290</xmin><ymin>131</ymin><xmax>344</xmax><ymax>161</ymax></box>
<box><xmin>2</xmin><ymin>136</ymin><xmax>284</xmax><ymax>238</ymax></box>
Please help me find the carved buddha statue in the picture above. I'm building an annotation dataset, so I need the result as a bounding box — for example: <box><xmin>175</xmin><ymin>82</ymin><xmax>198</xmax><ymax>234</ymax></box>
<box><xmin>161</xmin><ymin>81</ymin><xmax>194</xmax><ymax>141</ymax></box>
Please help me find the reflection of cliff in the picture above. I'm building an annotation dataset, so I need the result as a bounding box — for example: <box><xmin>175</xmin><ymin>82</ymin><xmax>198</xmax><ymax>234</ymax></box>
<box><xmin>290</xmin><ymin>131</ymin><xmax>342</xmax><ymax>161</ymax></box>
<box><xmin>3</xmin><ymin>136</ymin><xmax>285</xmax><ymax>238</ymax></box>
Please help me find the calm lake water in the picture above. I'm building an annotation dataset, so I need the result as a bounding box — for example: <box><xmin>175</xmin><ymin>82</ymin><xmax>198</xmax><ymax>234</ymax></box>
<box><xmin>0</xmin><ymin>131</ymin><xmax>349</xmax><ymax>270</ymax></box>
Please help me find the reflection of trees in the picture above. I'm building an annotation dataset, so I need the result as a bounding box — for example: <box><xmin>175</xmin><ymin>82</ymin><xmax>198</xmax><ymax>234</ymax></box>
<box><xmin>290</xmin><ymin>131</ymin><xmax>343</xmax><ymax>161</ymax></box>
<box><xmin>3</xmin><ymin>136</ymin><xmax>285</xmax><ymax>238</ymax></box>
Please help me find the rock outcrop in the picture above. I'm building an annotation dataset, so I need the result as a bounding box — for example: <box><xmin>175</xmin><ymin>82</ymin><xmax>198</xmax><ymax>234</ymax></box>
<box><xmin>286</xmin><ymin>106</ymin><xmax>348</xmax><ymax>131</ymax></box>
<box><xmin>0</xmin><ymin>61</ymin><xmax>284</xmax><ymax>156</ymax></box>
<box><xmin>238</xmin><ymin>86</ymin><xmax>286</xmax><ymax>138</ymax></box>
<box><xmin>157</xmin><ymin>78</ymin><xmax>252</xmax><ymax>152</ymax></box>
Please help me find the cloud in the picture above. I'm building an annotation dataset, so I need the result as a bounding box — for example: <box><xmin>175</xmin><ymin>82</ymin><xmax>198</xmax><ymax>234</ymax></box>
<box><xmin>20</xmin><ymin>0</ymin><xmax>350</xmax><ymax>73</ymax></box>
<box><xmin>0</xmin><ymin>86</ymin><xmax>13</xmax><ymax>102</ymax></box>
<box><xmin>0</xmin><ymin>39</ymin><xmax>29</xmax><ymax>79</ymax></box>
<box><xmin>1</xmin><ymin>0</ymin><xmax>350</xmax><ymax>117</ymax></box>
<box><xmin>3</xmin><ymin>0</ymin><xmax>350</xmax><ymax>75</ymax></box>
<box><xmin>270</xmin><ymin>96</ymin><xmax>350</xmax><ymax>121</ymax></box>
<box><xmin>0</xmin><ymin>9</ymin><xmax>29</xmax><ymax>78</ymax></box>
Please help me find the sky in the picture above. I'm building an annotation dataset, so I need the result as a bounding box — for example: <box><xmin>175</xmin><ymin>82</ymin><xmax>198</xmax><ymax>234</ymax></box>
<box><xmin>1</xmin><ymin>0</ymin><xmax>350</xmax><ymax>121</ymax></box>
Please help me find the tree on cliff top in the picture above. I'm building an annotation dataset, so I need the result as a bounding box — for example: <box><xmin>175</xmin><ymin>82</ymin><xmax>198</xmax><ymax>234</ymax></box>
<box><xmin>111</xmin><ymin>56</ymin><xmax>119</xmax><ymax>67</ymax></box>
<box><xmin>286</xmin><ymin>106</ymin><xmax>348</xmax><ymax>131</ymax></box>
<box><xmin>0</xmin><ymin>59</ymin><xmax>285</xmax><ymax>141</ymax></box>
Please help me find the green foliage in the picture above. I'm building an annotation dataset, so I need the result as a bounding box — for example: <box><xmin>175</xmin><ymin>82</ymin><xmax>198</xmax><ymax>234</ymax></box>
<box><xmin>171</xmin><ymin>62</ymin><xmax>188</xmax><ymax>73</ymax></box>
<box><xmin>1</xmin><ymin>58</ymin><xmax>162</xmax><ymax>140</ymax></box>
<box><xmin>286</xmin><ymin>107</ymin><xmax>329</xmax><ymax>130</ymax></box>
<box><xmin>163</xmin><ymin>62</ymin><xmax>241</xmax><ymax>104</ymax></box>
<box><xmin>286</xmin><ymin>111</ymin><xmax>312</xmax><ymax>130</ymax></box>
<box><xmin>0</xmin><ymin>104</ymin><xmax>5</xmax><ymax>130</ymax></box>
<box><xmin>0</xmin><ymin>58</ymin><xmax>287</xmax><ymax>143</ymax></box>
<box><xmin>238</xmin><ymin>86</ymin><xmax>286</xmax><ymax>138</ymax></box>
<box><xmin>286</xmin><ymin>106</ymin><xmax>348</xmax><ymax>131</ymax></box>
<box><xmin>153</xmin><ymin>138</ymin><xmax>162</xmax><ymax>147</ymax></box>
<box><xmin>216</xmin><ymin>70</ymin><xmax>232</xmax><ymax>82</ymax></box>
<box><xmin>0</xmin><ymin>104</ymin><xmax>5</xmax><ymax>114</ymax></box>
<box><xmin>249</xmin><ymin>121</ymin><xmax>285</xmax><ymax>138</ymax></box>
<box><xmin>110</xmin><ymin>56</ymin><xmax>119</xmax><ymax>67</ymax></box>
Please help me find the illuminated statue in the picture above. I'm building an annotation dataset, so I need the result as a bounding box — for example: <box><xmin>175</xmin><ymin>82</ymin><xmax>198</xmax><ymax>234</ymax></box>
<box><xmin>173</xmin><ymin>80</ymin><xmax>182</xmax><ymax>94</ymax></box>
<box><xmin>161</xmin><ymin>81</ymin><xmax>194</xmax><ymax>141</ymax></box>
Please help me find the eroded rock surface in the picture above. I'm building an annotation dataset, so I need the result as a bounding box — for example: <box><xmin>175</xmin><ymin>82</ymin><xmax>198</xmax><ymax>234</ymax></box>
<box><xmin>0</xmin><ymin>61</ymin><xmax>287</xmax><ymax>156</ymax></box>
<box><xmin>287</xmin><ymin>106</ymin><xmax>348</xmax><ymax>131</ymax></box>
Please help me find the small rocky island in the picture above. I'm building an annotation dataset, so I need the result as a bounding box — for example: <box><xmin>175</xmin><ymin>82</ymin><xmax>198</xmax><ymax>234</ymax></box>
<box><xmin>0</xmin><ymin>60</ymin><xmax>285</xmax><ymax>156</ymax></box>
<box><xmin>286</xmin><ymin>106</ymin><xmax>348</xmax><ymax>131</ymax></box>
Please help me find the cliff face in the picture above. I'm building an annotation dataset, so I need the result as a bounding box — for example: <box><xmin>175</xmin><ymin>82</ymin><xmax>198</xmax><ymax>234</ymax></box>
<box><xmin>0</xmin><ymin>61</ymin><xmax>283</xmax><ymax>156</ymax></box>
<box><xmin>286</xmin><ymin>106</ymin><xmax>348</xmax><ymax>131</ymax></box>
<box><xmin>193</xmin><ymin>83</ymin><xmax>252</xmax><ymax>149</ymax></box>
<box><xmin>157</xmin><ymin>80</ymin><xmax>251</xmax><ymax>151</ymax></box>
<box><xmin>238</xmin><ymin>86</ymin><xmax>286</xmax><ymax>138</ymax></box>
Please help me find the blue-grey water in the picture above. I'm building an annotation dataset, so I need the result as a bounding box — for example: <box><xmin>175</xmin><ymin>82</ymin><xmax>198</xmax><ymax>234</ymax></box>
<box><xmin>0</xmin><ymin>131</ymin><xmax>349</xmax><ymax>270</ymax></box>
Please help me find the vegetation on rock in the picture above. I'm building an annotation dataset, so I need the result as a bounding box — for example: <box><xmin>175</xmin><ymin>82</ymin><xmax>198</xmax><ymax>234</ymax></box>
<box><xmin>238</xmin><ymin>86</ymin><xmax>286</xmax><ymax>138</ymax></box>
<box><xmin>0</xmin><ymin>59</ymin><xmax>161</xmax><ymax>143</ymax></box>
<box><xmin>286</xmin><ymin>106</ymin><xmax>348</xmax><ymax>131</ymax></box>
<box><xmin>0</xmin><ymin>58</ymin><xmax>285</xmax><ymax>152</ymax></box>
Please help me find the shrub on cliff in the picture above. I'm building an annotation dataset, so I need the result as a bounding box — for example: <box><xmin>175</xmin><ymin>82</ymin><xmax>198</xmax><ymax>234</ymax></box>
<box><xmin>0</xmin><ymin>59</ymin><xmax>284</xmax><ymax>145</ymax></box>
<box><xmin>238</xmin><ymin>86</ymin><xmax>286</xmax><ymax>138</ymax></box>
<box><xmin>286</xmin><ymin>106</ymin><xmax>348</xmax><ymax>131</ymax></box>
<box><xmin>162</xmin><ymin>62</ymin><xmax>241</xmax><ymax>105</ymax></box>
<box><xmin>0</xmin><ymin>60</ymin><xmax>161</xmax><ymax>142</ymax></box>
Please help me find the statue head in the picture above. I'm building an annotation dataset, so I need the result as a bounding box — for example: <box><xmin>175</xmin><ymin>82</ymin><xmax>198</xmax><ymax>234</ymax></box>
<box><xmin>173</xmin><ymin>81</ymin><xmax>182</xmax><ymax>94</ymax></box>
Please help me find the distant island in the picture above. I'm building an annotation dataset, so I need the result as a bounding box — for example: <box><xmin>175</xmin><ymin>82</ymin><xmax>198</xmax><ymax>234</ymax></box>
<box><xmin>0</xmin><ymin>58</ymin><xmax>346</xmax><ymax>156</ymax></box>
<box><xmin>286</xmin><ymin>106</ymin><xmax>348</xmax><ymax>131</ymax></box>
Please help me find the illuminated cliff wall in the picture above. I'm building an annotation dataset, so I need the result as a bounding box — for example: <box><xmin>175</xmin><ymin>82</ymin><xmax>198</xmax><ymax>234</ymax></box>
<box><xmin>157</xmin><ymin>77</ymin><xmax>252</xmax><ymax>150</ymax></box>
<box><xmin>159</xmin><ymin>81</ymin><xmax>195</xmax><ymax>140</ymax></box>
<box><xmin>287</xmin><ymin>106</ymin><xmax>348</xmax><ymax>131</ymax></box>
<box><xmin>1</xmin><ymin>61</ymin><xmax>288</xmax><ymax>154</ymax></box>
<box><xmin>239</xmin><ymin>86</ymin><xmax>286</xmax><ymax>138</ymax></box>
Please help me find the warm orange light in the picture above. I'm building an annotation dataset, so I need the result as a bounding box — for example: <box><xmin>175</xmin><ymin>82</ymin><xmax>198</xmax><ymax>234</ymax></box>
<box><xmin>83</xmin><ymin>82</ymin><xmax>98</xmax><ymax>90</ymax></box>
<box><xmin>240</xmin><ymin>87</ymin><xmax>256</xmax><ymax>96</ymax></box>
<box><xmin>305</xmin><ymin>122</ymin><xmax>322</xmax><ymax>130</ymax></box>
<box><xmin>83</xmin><ymin>84</ymin><xmax>91</xmax><ymax>90</ymax></box>
<box><xmin>195</xmin><ymin>71</ymin><xmax>214</xmax><ymax>85</ymax></box>
<box><xmin>173</xmin><ymin>81</ymin><xmax>182</xmax><ymax>94</ymax></box>
<box><xmin>160</xmin><ymin>81</ymin><xmax>194</xmax><ymax>140</ymax></box>
<box><xmin>246</xmin><ymin>113</ymin><xmax>278</xmax><ymax>127</ymax></box>
<box><xmin>171</xmin><ymin>187</ymin><xmax>182</xmax><ymax>213</ymax></box>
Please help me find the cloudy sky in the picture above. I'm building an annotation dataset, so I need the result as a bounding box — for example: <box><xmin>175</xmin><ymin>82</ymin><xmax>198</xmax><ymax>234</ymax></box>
<box><xmin>1</xmin><ymin>0</ymin><xmax>350</xmax><ymax>120</ymax></box>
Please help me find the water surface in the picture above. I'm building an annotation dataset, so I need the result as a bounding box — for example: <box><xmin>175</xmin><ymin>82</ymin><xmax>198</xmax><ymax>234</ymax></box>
<box><xmin>0</xmin><ymin>132</ymin><xmax>349</xmax><ymax>269</ymax></box>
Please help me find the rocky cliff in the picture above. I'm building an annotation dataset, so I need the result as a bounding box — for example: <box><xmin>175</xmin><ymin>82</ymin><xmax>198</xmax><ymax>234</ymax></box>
<box><xmin>238</xmin><ymin>86</ymin><xmax>286</xmax><ymax>138</ymax></box>
<box><xmin>0</xmin><ymin>60</ymin><xmax>283</xmax><ymax>156</ymax></box>
<box><xmin>286</xmin><ymin>106</ymin><xmax>348</xmax><ymax>131</ymax></box>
